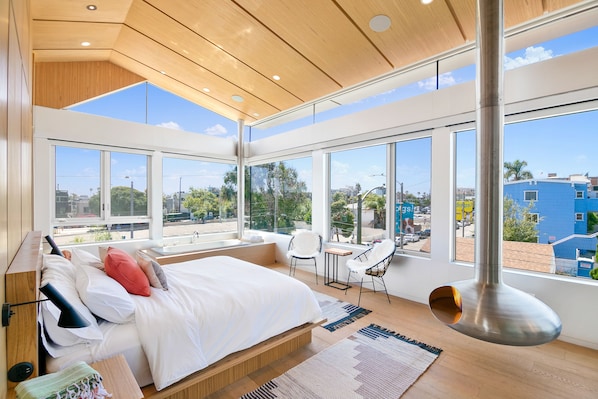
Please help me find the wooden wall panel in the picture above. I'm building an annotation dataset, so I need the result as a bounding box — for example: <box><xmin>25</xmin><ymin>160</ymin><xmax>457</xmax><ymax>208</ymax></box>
<box><xmin>5</xmin><ymin>231</ymin><xmax>41</xmax><ymax>390</ymax></box>
<box><xmin>1</xmin><ymin>0</ymin><xmax>33</xmax><ymax>396</ymax></box>
<box><xmin>34</xmin><ymin>61</ymin><xmax>146</xmax><ymax>109</ymax></box>
<box><xmin>7</xmin><ymin>14</ymin><xmax>23</xmax><ymax>255</ymax></box>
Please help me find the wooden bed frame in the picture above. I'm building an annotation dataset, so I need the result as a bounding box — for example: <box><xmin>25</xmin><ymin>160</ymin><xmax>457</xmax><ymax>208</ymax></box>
<box><xmin>6</xmin><ymin>231</ymin><xmax>322</xmax><ymax>398</ymax></box>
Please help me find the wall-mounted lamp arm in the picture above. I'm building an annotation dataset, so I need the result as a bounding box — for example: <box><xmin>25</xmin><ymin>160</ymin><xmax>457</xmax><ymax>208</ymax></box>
<box><xmin>2</xmin><ymin>283</ymin><xmax>89</xmax><ymax>328</ymax></box>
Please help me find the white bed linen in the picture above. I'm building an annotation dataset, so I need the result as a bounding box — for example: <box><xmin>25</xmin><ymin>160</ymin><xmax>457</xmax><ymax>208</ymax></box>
<box><xmin>132</xmin><ymin>256</ymin><xmax>322</xmax><ymax>391</ymax></box>
<box><xmin>45</xmin><ymin>320</ymin><xmax>153</xmax><ymax>387</ymax></box>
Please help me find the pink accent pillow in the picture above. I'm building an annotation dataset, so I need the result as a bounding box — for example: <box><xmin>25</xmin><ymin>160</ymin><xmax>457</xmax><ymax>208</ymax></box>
<box><xmin>104</xmin><ymin>247</ymin><xmax>150</xmax><ymax>296</ymax></box>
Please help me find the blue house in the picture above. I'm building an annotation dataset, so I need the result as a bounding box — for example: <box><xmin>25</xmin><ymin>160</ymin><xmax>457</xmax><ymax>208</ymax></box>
<box><xmin>504</xmin><ymin>177</ymin><xmax>598</xmax><ymax>277</ymax></box>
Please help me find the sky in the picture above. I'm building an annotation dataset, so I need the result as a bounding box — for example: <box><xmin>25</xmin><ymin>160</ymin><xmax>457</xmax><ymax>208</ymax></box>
<box><xmin>63</xmin><ymin>26</ymin><xmax>598</xmax><ymax>197</ymax></box>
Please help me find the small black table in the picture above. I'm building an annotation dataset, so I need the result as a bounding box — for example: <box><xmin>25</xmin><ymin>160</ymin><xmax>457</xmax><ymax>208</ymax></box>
<box><xmin>324</xmin><ymin>247</ymin><xmax>353</xmax><ymax>290</ymax></box>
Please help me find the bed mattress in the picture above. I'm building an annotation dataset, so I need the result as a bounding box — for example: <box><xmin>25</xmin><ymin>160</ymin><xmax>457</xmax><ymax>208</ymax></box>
<box><xmin>44</xmin><ymin>255</ymin><xmax>322</xmax><ymax>391</ymax></box>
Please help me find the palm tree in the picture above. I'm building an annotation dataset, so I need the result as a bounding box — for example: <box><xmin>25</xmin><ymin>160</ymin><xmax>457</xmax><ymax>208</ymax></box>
<box><xmin>504</xmin><ymin>159</ymin><xmax>533</xmax><ymax>181</ymax></box>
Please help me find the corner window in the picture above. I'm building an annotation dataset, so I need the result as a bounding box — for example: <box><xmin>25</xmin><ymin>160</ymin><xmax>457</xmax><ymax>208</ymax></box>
<box><xmin>246</xmin><ymin>157</ymin><xmax>312</xmax><ymax>234</ymax></box>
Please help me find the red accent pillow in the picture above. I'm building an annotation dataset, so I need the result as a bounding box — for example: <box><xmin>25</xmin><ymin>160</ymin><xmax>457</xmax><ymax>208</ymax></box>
<box><xmin>104</xmin><ymin>247</ymin><xmax>150</xmax><ymax>296</ymax></box>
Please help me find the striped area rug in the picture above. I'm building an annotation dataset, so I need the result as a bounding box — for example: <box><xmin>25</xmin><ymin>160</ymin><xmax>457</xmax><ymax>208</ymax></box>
<box><xmin>313</xmin><ymin>291</ymin><xmax>372</xmax><ymax>332</ymax></box>
<box><xmin>241</xmin><ymin>324</ymin><xmax>442</xmax><ymax>399</ymax></box>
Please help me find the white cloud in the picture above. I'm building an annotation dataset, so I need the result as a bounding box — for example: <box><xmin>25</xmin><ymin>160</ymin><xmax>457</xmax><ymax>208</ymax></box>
<box><xmin>204</xmin><ymin>124</ymin><xmax>227</xmax><ymax>136</ymax></box>
<box><xmin>331</xmin><ymin>160</ymin><xmax>350</xmax><ymax>176</ymax></box>
<box><xmin>417</xmin><ymin>72</ymin><xmax>457</xmax><ymax>91</ymax></box>
<box><xmin>157</xmin><ymin>121</ymin><xmax>182</xmax><ymax>130</ymax></box>
<box><xmin>504</xmin><ymin>46</ymin><xmax>553</xmax><ymax>70</ymax></box>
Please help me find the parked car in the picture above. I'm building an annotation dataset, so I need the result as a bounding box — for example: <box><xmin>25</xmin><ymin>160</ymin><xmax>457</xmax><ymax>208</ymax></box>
<box><xmin>403</xmin><ymin>233</ymin><xmax>420</xmax><ymax>242</ymax></box>
<box><xmin>420</xmin><ymin>229</ymin><xmax>431</xmax><ymax>238</ymax></box>
<box><xmin>395</xmin><ymin>236</ymin><xmax>408</xmax><ymax>245</ymax></box>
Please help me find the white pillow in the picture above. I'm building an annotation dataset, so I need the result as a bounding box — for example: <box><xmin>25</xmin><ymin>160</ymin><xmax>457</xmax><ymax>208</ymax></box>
<box><xmin>41</xmin><ymin>255</ymin><xmax>103</xmax><ymax>347</ymax></box>
<box><xmin>75</xmin><ymin>265</ymin><xmax>136</xmax><ymax>324</ymax></box>
<box><xmin>41</xmin><ymin>253</ymin><xmax>77</xmax><ymax>283</ymax></box>
<box><xmin>71</xmin><ymin>248</ymin><xmax>104</xmax><ymax>270</ymax></box>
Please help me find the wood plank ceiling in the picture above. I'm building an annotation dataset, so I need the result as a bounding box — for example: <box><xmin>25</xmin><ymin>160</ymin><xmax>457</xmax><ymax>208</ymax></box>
<box><xmin>31</xmin><ymin>0</ymin><xmax>584</xmax><ymax>124</ymax></box>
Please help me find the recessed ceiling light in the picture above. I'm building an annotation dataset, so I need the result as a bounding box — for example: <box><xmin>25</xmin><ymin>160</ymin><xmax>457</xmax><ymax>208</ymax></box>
<box><xmin>160</xmin><ymin>70</ymin><xmax>167</xmax><ymax>75</ymax></box>
<box><xmin>81</xmin><ymin>41</ymin><xmax>91</xmax><ymax>47</ymax></box>
<box><xmin>86</xmin><ymin>5</ymin><xmax>97</xmax><ymax>11</ymax></box>
<box><xmin>272</xmin><ymin>75</ymin><xmax>281</xmax><ymax>81</ymax></box>
<box><xmin>253</xmin><ymin>112</ymin><xmax>260</xmax><ymax>117</ymax></box>
<box><xmin>369</xmin><ymin>15</ymin><xmax>391</xmax><ymax>32</ymax></box>
<box><xmin>421</xmin><ymin>0</ymin><xmax>433</xmax><ymax>4</ymax></box>
<box><xmin>232</xmin><ymin>95</ymin><xmax>244</xmax><ymax>103</ymax></box>
<box><xmin>203</xmin><ymin>88</ymin><xmax>210</xmax><ymax>93</ymax></box>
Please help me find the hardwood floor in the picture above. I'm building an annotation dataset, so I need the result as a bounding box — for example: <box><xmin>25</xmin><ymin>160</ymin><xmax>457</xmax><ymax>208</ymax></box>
<box><xmin>206</xmin><ymin>264</ymin><xmax>598</xmax><ymax>399</ymax></box>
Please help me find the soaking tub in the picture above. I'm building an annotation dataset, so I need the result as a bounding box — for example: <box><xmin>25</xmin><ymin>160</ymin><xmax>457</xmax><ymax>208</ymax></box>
<box><xmin>150</xmin><ymin>239</ymin><xmax>248</xmax><ymax>256</ymax></box>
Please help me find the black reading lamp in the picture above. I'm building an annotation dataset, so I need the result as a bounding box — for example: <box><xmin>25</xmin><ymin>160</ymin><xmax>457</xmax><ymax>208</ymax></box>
<box><xmin>2</xmin><ymin>282</ymin><xmax>90</xmax><ymax>328</ymax></box>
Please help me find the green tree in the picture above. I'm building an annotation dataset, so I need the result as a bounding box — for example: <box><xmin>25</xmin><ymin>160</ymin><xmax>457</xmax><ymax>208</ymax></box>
<box><xmin>242</xmin><ymin>162</ymin><xmax>311</xmax><ymax>233</ymax></box>
<box><xmin>504</xmin><ymin>159</ymin><xmax>533</xmax><ymax>181</ymax></box>
<box><xmin>330</xmin><ymin>192</ymin><xmax>354</xmax><ymax>240</ymax></box>
<box><xmin>110</xmin><ymin>186</ymin><xmax>147</xmax><ymax>216</ymax></box>
<box><xmin>503</xmin><ymin>196</ymin><xmax>540</xmax><ymax>242</ymax></box>
<box><xmin>109</xmin><ymin>186</ymin><xmax>147</xmax><ymax>216</ymax></box>
<box><xmin>183</xmin><ymin>188</ymin><xmax>219</xmax><ymax>221</ymax></box>
<box><xmin>363</xmin><ymin>193</ymin><xmax>386</xmax><ymax>228</ymax></box>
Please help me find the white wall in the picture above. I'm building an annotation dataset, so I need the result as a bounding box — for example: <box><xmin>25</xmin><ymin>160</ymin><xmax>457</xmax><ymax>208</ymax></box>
<box><xmin>34</xmin><ymin>47</ymin><xmax>598</xmax><ymax>349</ymax></box>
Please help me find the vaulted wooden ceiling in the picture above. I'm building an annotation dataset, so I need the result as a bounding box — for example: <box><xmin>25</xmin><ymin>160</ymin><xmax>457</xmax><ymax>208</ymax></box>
<box><xmin>31</xmin><ymin>0</ymin><xmax>586</xmax><ymax>124</ymax></box>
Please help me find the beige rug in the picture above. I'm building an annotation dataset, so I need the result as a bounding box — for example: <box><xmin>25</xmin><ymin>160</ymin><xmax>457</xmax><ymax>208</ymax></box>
<box><xmin>241</xmin><ymin>324</ymin><xmax>442</xmax><ymax>399</ymax></box>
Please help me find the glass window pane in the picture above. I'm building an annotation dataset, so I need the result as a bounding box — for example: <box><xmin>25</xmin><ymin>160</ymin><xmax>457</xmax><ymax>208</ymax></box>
<box><xmin>162</xmin><ymin>158</ymin><xmax>238</xmax><ymax>238</ymax></box>
<box><xmin>330</xmin><ymin>146</ymin><xmax>386</xmax><ymax>245</ymax></box>
<box><xmin>503</xmin><ymin>109</ymin><xmax>598</xmax><ymax>280</ymax></box>
<box><xmin>55</xmin><ymin>146</ymin><xmax>101</xmax><ymax>218</ymax></box>
<box><xmin>455</xmin><ymin>130</ymin><xmax>476</xmax><ymax>262</ymax></box>
<box><xmin>110</xmin><ymin>152</ymin><xmax>148</xmax><ymax>217</ymax></box>
<box><xmin>52</xmin><ymin>223</ymin><xmax>150</xmax><ymax>245</ymax></box>
<box><xmin>396</xmin><ymin>137</ymin><xmax>432</xmax><ymax>253</ymax></box>
<box><xmin>246</xmin><ymin>157</ymin><xmax>312</xmax><ymax>234</ymax></box>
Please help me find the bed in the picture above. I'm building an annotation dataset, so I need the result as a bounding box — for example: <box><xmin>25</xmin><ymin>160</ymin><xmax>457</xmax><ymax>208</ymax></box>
<box><xmin>6</xmin><ymin>231</ymin><xmax>324</xmax><ymax>398</ymax></box>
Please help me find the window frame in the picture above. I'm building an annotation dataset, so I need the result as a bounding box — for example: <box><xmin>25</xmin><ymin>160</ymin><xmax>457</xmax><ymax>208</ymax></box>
<box><xmin>524</xmin><ymin>190</ymin><xmax>538</xmax><ymax>202</ymax></box>
<box><xmin>51</xmin><ymin>141</ymin><xmax>152</xmax><ymax>234</ymax></box>
<box><xmin>161</xmin><ymin>154</ymin><xmax>239</xmax><ymax>241</ymax></box>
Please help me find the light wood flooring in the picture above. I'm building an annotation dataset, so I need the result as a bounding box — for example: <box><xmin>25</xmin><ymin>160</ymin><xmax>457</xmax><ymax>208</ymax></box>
<box><xmin>206</xmin><ymin>263</ymin><xmax>598</xmax><ymax>399</ymax></box>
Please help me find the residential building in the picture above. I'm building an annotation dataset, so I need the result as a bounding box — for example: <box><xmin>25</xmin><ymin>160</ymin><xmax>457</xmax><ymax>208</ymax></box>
<box><xmin>503</xmin><ymin>178</ymin><xmax>596</xmax><ymax>244</ymax></box>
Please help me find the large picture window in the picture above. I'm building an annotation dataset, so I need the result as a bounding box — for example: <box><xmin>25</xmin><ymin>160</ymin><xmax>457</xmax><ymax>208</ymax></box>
<box><xmin>330</xmin><ymin>145</ymin><xmax>386</xmax><ymax>245</ymax></box>
<box><xmin>162</xmin><ymin>157</ymin><xmax>237</xmax><ymax>239</ymax></box>
<box><xmin>454</xmin><ymin>109</ymin><xmax>598</xmax><ymax>280</ymax></box>
<box><xmin>455</xmin><ymin>129</ymin><xmax>476</xmax><ymax>262</ymax></box>
<box><xmin>53</xmin><ymin>145</ymin><xmax>150</xmax><ymax>244</ymax></box>
<box><xmin>246</xmin><ymin>157</ymin><xmax>312</xmax><ymax>234</ymax></box>
<box><xmin>395</xmin><ymin>137</ymin><xmax>432</xmax><ymax>253</ymax></box>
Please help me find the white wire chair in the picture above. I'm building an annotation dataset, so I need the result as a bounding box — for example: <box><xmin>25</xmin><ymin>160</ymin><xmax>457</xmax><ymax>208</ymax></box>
<box><xmin>287</xmin><ymin>231</ymin><xmax>323</xmax><ymax>284</ymax></box>
<box><xmin>345</xmin><ymin>239</ymin><xmax>396</xmax><ymax>306</ymax></box>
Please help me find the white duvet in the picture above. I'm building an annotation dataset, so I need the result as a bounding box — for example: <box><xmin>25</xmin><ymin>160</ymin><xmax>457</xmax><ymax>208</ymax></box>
<box><xmin>131</xmin><ymin>256</ymin><xmax>322</xmax><ymax>391</ymax></box>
